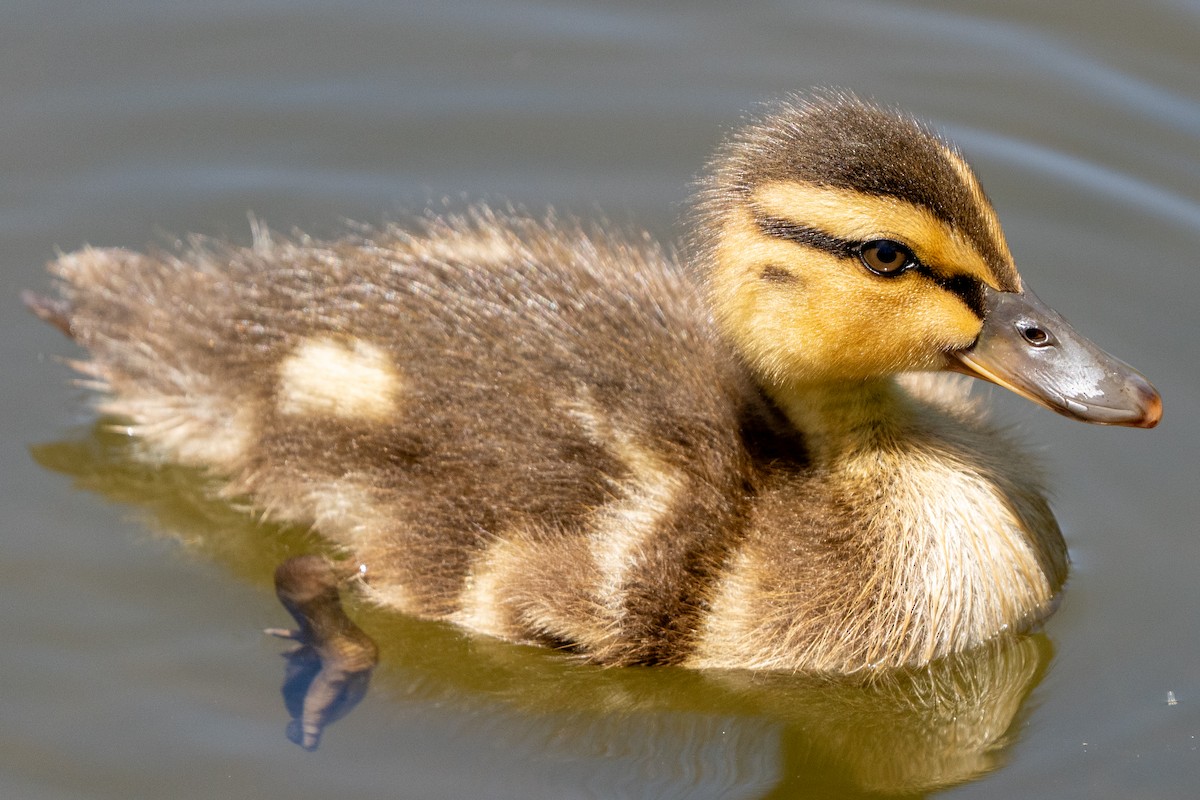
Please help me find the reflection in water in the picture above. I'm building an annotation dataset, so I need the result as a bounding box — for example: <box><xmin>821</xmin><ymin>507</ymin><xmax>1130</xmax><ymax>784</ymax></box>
<box><xmin>423</xmin><ymin>628</ymin><xmax>1050</xmax><ymax>797</ymax></box>
<box><xmin>32</xmin><ymin>424</ymin><xmax>1053</xmax><ymax>797</ymax></box>
<box><xmin>266</xmin><ymin>556</ymin><xmax>379</xmax><ymax>751</ymax></box>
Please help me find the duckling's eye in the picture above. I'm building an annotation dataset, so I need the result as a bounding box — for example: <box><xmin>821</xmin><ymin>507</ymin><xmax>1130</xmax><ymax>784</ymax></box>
<box><xmin>859</xmin><ymin>239</ymin><xmax>916</xmax><ymax>276</ymax></box>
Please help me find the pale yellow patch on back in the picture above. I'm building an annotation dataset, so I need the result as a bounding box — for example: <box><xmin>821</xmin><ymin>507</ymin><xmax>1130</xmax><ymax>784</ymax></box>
<box><xmin>278</xmin><ymin>337</ymin><xmax>401</xmax><ymax>421</ymax></box>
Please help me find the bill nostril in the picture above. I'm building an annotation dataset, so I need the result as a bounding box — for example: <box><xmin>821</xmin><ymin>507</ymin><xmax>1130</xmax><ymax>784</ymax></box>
<box><xmin>1020</xmin><ymin>325</ymin><xmax>1050</xmax><ymax>346</ymax></box>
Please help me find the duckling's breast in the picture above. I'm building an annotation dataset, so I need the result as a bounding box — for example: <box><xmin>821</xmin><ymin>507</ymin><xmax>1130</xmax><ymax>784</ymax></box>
<box><xmin>689</xmin><ymin>382</ymin><xmax>1069</xmax><ymax>672</ymax></box>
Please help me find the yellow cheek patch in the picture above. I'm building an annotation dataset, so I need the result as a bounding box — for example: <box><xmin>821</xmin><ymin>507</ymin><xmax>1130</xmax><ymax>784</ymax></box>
<box><xmin>709</xmin><ymin>206</ymin><xmax>984</xmax><ymax>384</ymax></box>
<box><xmin>752</xmin><ymin>181</ymin><xmax>1006</xmax><ymax>290</ymax></box>
<box><xmin>278</xmin><ymin>337</ymin><xmax>401</xmax><ymax>422</ymax></box>
<box><xmin>708</xmin><ymin>204</ymin><xmax>808</xmax><ymax>313</ymax></box>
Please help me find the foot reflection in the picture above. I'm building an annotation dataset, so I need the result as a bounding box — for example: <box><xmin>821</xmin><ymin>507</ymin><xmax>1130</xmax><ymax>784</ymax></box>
<box><xmin>265</xmin><ymin>556</ymin><xmax>379</xmax><ymax>751</ymax></box>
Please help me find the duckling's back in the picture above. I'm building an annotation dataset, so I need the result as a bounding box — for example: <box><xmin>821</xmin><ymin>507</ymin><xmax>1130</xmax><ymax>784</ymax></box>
<box><xmin>37</xmin><ymin>209</ymin><xmax>760</xmax><ymax>665</ymax></box>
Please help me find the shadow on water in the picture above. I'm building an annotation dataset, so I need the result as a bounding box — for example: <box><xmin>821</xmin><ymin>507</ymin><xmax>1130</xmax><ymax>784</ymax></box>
<box><xmin>33</xmin><ymin>422</ymin><xmax>1056</xmax><ymax>799</ymax></box>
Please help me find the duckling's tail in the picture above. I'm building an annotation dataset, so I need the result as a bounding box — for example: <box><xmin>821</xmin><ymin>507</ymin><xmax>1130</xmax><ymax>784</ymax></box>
<box><xmin>21</xmin><ymin>290</ymin><xmax>74</xmax><ymax>338</ymax></box>
<box><xmin>24</xmin><ymin>246</ymin><xmax>147</xmax><ymax>340</ymax></box>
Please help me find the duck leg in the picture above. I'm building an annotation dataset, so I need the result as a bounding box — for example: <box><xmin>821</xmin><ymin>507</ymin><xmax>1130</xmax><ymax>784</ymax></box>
<box><xmin>265</xmin><ymin>555</ymin><xmax>379</xmax><ymax>750</ymax></box>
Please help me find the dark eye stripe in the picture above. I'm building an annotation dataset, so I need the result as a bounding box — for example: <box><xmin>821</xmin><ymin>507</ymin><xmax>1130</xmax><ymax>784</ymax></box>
<box><xmin>920</xmin><ymin>270</ymin><xmax>986</xmax><ymax>317</ymax></box>
<box><xmin>754</xmin><ymin>212</ymin><xmax>987</xmax><ymax>318</ymax></box>
<box><xmin>754</xmin><ymin>214</ymin><xmax>858</xmax><ymax>259</ymax></box>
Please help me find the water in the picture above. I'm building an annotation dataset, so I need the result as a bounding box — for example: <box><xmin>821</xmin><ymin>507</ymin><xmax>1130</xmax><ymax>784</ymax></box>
<box><xmin>3</xmin><ymin>1</ymin><xmax>1198</xmax><ymax>797</ymax></box>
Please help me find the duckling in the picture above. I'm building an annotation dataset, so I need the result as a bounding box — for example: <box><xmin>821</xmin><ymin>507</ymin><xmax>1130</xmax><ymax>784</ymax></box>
<box><xmin>27</xmin><ymin>92</ymin><xmax>1160</xmax><ymax>673</ymax></box>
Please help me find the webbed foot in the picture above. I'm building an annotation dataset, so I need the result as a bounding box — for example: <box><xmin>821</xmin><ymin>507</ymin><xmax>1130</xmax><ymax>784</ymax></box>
<box><xmin>266</xmin><ymin>555</ymin><xmax>379</xmax><ymax>750</ymax></box>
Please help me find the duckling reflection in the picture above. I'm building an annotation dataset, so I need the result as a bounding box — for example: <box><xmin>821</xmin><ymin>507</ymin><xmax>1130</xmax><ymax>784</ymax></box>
<box><xmin>34</xmin><ymin>425</ymin><xmax>1049</xmax><ymax>792</ymax></box>
<box><xmin>354</xmin><ymin>573</ymin><xmax>1053</xmax><ymax>796</ymax></box>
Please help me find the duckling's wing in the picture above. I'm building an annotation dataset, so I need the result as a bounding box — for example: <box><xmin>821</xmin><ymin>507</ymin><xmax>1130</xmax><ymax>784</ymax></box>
<box><xmin>39</xmin><ymin>210</ymin><xmax>756</xmax><ymax>665</ymax></box>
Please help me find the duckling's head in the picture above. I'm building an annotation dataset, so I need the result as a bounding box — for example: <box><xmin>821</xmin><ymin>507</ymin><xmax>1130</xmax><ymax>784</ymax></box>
<box><xmin>693</xmin><ymin>91</ymin><xmax>1160</xmax><ymax>428</ymax></box>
